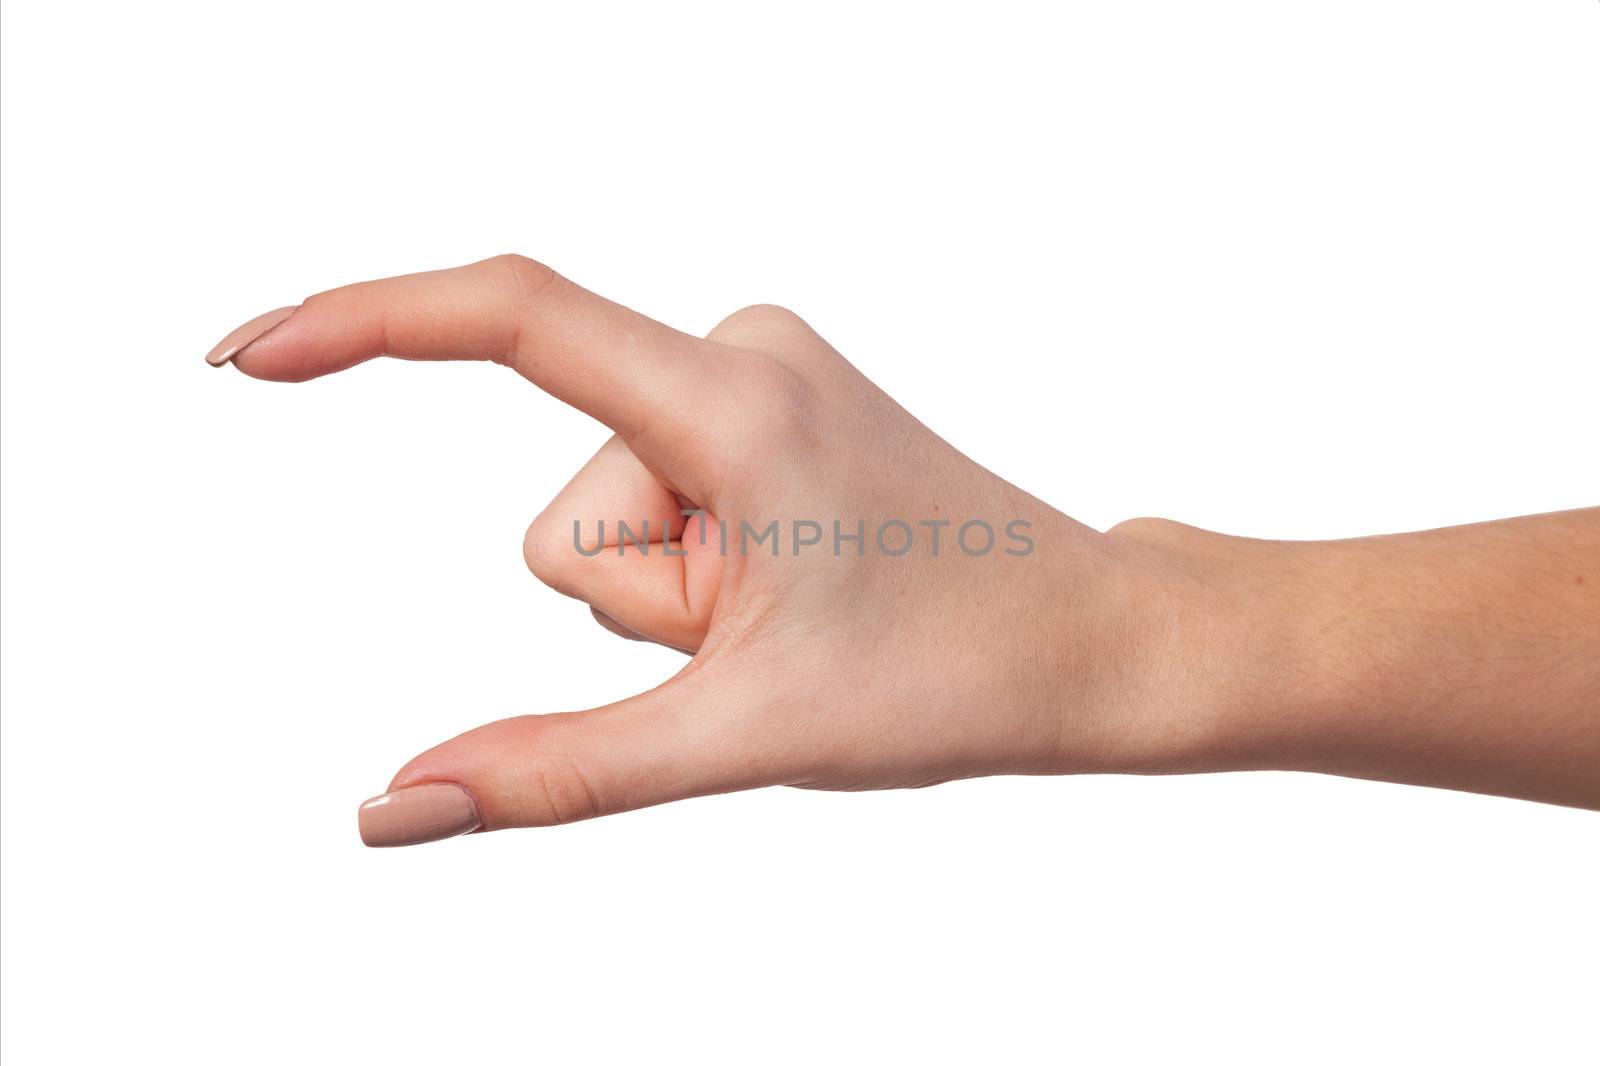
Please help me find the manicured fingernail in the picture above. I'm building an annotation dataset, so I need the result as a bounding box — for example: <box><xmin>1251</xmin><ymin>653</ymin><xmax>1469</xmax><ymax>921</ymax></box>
<box><xmin>358</xmin><ymin>782</ymin><xmax>481</xmax><ymax>848</ymax></box>
<box><xmin>204</xmin><ymin>305</ymin><xmax>298</xmax><ymax>367</ymax></box>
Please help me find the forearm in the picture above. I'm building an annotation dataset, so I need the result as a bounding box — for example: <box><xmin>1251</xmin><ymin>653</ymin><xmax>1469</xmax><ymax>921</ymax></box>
<box><xmin>1114</xmin><ymin>509</ymin><xmax>1600</xmax><ymax>807</ymax></box>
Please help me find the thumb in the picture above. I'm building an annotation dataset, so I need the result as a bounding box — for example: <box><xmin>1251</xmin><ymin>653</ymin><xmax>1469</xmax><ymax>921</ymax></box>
<box><xmin>357</xmin><ymin>670</ymin><xmax>775</xmax><ymax>847</ymax></box>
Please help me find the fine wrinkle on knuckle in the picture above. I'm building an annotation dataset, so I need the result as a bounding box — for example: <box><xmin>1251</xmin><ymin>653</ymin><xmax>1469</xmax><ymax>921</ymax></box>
<box><xmin>486</xmin><ymin>256</ymin><xmax>559</xmax><ymax>368</ymax></box>
<box><xmin>521</xmin><ymin>754</ymin><xmax>603</xmax><ymax>827</ymax></box>
<box><xmin>489</xmin><ymin>252</ymin><xmax>560</xmax><ymax>301</ymax></box>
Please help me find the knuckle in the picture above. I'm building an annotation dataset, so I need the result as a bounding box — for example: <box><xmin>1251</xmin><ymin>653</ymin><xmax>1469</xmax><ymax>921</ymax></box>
<box><xmin>1107</xmin><ymin>516</ymin><xmax>1189</xmax><ymax>545</ymax></box>
<box><xmin>706</xmin><ymin>303</ymin><xmax>809</xmax><ymax>348</ymax></box>
<box><xmin>297</xmin><ymin>285</ymin><xmax>350</xmax><ymax>318</ymax></box>
<box><xmin>522</xmin><ymin>512</ymin><xmax>579</xmax><ymax>593</ymax></box>
<box><xmin>520</xmin><ymin>754</ymin><xmax>603</xmax><ymax>827</ymax></box>
<box><xmin>719</xmin><ymin>303</ymin><xmax>802</xmax><ymax>330</ymax></box>
<box><xmin>742</xmin><ymin>358</ymin><xmax>824</xmax><ymax>446</ymax></box>
<box><xmin>486</xmin><ymin>252</ymin><xmax>560</xmax><ymax>300</ymax></box>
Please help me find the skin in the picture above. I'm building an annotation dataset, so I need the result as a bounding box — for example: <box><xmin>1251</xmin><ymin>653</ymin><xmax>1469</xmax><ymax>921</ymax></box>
<box><xmin>216</xmin><ymin>255</ymin><xmax>1600</xmax><ymax>836</ymax></box>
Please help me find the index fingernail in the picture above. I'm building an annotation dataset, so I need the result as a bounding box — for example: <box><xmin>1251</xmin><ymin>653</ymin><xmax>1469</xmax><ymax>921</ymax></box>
<box><xmin>204</xmin><ymin>305</ymin><xmax>298</xmax><ymax>367</ymax></box>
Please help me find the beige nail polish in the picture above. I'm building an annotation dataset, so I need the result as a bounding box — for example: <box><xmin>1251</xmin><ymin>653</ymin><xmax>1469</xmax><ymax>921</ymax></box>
<box><xmin>204</xmin><ymin>305</ymin><xmax>298</xmax><ymax>367</ymax></box>
<box><xmin>358</xmin><ymin>782</ymin><xmax>481</xmax><ymax>848</ymax></box>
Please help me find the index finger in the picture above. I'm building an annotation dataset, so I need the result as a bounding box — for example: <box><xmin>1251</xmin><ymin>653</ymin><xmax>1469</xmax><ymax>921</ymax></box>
<box><xmin>206</xmin><ymin>255</ymin><xmax>732</xmax><ymax>488</ymax></box>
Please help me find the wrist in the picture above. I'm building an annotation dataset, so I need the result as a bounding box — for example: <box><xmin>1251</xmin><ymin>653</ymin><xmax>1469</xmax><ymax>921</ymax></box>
<box><xmin>1095</xmin><ymin>517</ymin><xmax>1321</xmax><ymax>776</ymax></box>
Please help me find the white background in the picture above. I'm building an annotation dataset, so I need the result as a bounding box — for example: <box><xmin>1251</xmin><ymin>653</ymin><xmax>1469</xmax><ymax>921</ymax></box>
<box><xmin>3</xmin><ymin>1</ymin><xmax>1597</xmax><ymax>1062</ymax></box>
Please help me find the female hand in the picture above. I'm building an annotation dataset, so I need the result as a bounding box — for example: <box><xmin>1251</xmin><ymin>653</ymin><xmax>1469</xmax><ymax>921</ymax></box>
<box><xmin>207</xmin><ymin>255</ymin><xmax>1600</xmax><ymax>844</ymax></box>
<box><xmin>207</xmin><ymin>255</ymin><xmax>1197</xmax><ymax>844</ymax></box>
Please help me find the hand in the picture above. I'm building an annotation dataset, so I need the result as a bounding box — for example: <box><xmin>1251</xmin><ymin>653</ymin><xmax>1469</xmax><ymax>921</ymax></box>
<box><xmin>207</xmin><ymin>255</ymin><xmax>1600</xmax><ymax>843</ymax></box>
<box><xmin>206</xmin><ymin>255</ymin><xmax>1198</xmax><ymax>845</ymax></box>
